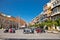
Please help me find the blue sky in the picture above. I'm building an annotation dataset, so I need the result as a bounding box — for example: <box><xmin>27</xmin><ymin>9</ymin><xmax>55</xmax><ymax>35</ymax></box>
<box><xmin>0</xmin><ymin>0</ymin><xmax>49</xmax><ymax>23</ymax></box>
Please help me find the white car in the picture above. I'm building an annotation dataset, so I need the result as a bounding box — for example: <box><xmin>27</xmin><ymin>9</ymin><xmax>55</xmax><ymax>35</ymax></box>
<box><xmin>23</xmin><ymin>28</ymin><xmax>34</xmax><ymax>34</ymax></box>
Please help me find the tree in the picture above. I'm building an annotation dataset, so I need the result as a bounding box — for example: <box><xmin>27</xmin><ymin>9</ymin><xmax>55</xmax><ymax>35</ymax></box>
<box><xmin>52</xmin><ymin>21</ymin><xmax>58</xmax><ymax>26</ymax></box>
<box><xmin>34</xmin><ymin>23</ymin><xmax>39</xmax><ymax>27</ymax></box>
<box><xmin>56</xmin><ymin>18</ymin><xmax>60</xmax><ymax>26</ymax></box>
<box><xmin>40</xmin><ymin>22</ymin><xmax>45</xmax><ymax>26</ymax></box>
<box><xmin>45</xmin><ymin>19</ymin><xmax>52</xmax><ymax>27</ymax></box>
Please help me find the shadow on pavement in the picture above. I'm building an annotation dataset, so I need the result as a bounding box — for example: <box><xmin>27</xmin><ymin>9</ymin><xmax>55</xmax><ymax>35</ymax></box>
<box><xmin>1</xmin><ymin>38</ymin><xmax>60</xmax><ymax>40</ymax></box>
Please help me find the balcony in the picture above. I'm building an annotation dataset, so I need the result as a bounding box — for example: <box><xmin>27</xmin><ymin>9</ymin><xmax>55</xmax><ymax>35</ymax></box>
<box><xmin>51</xmin><ymin>12</ymin><xmax>60</xmax><ymax>16</ymax></box>
<box><xmin>53</xmin><ymin>3</ymin><xmax>60</xmax><ymax>8</ymax></box>
<box><xmin>51</xmin><ymin>5</ymin><xmax>60</xmax><ymax>16</ymax></box>
<box><xmin>52</xmin><ymin>0</ymin><xmax>60</xmax><ymax>9</ymax></box>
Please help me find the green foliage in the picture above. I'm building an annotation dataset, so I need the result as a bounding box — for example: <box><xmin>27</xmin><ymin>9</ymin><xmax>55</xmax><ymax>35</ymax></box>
<box><xmin>29</xmin><ymin>18</ymin><xmax>60</xmax><ymax>28</ymax></box>
<box><xmin>55</xmin><ymin>18</ymin><xmax>60</xmax><ymax>26</ymax></box>
<box><xmin>45</xmin><ymin>19</ymin><xmax>52</xmax><ymax>27</ymax></box>
<box><xmin>52</xmin><ymin>21</ymin><xmax>58</xmax><ymax>26</ymax></box>
<box><xmin>34</xmin><ymin>23</ymin><xmax>39</xmax><ymax>27</ymax></box>
<box><xmin>40</xmin><ymin>19</ymin><xmax>58</xmax><ymax>27</ymax></box>
<box><xmin>40</xmin><ymin>22</ymin><xmax>45</xmax><ymax>26</ymax></box>
<box><xmin>46</xmin><ymin>23</ymin><xmax>52</xmax><ymax>27</ymax></box>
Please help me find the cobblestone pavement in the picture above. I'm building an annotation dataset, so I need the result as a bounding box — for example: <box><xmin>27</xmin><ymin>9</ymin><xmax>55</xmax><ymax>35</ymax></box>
<box><xmin>0</xmin><ymin>29</ymin><xmax>60</xmax><ymax>39</ymax></box>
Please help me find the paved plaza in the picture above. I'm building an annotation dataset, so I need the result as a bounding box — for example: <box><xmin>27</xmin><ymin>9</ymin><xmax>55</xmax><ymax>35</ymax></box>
<box><xmin>0</xmin><ymin>29</ymin><xmax>60</xmax><ymax>40</ymax></box>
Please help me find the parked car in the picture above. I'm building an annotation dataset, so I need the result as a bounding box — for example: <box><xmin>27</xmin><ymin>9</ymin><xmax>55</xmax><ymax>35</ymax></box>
<box><xmin>35</xmin><ymin>28</ymin><xmax>41</xmax><ymax>33</ymax></box>
<box><xmin>41</xmin><ymin>29</ymin><xmax>45</xmax><ymax>33</ymax></box>
<box><xmin>35</xmin><ymin>28</ymin><xmax>45</xmax><ymax>33</ymax></box>
<box><xmin>4</xmin><ymin>27</ymin><xmax>9</xmax><ymax>33</ymax></box>
<box><xmin>23</xmin><ymin>28</ymin><xmax>34</xmax><ymax>34</ymax></box>
<box><xmin>12</xmin><ymin>28</ymin><xmax>15</xmax><ymax>33</ymax></box>
<box><xmin>4</xmin><ymin>29</ymin><xmax>9</xmax><ymax>33</ymax></box>
<box><xmin>9</xmin><ymin>28</ymin><xmax>15</xmax><ymax>33</ymax></box>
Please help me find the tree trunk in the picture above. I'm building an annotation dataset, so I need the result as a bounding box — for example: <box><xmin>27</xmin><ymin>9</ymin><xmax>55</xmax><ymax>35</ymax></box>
<box><xmin>48</xmin><ymin>27</ymin><xmax>51</xmax><ymax>30</ymax></box>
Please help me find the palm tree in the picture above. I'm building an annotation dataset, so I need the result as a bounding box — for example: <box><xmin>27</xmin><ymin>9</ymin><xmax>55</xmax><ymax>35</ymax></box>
<box><xmin>34</xmin><ymin>23</ymin><xmax>39</xmax><ymax>28</ymax></box>
<box><xmin>55</xmin><ymin>18</ymin><xmax>60</xmax><ymax>31</ymax></box>
<box><xmin>52</xmin><ymin>21</ymin><xmax>58</xmax><ymax>30</ymax></box>
<box><xmin>45</xmin><ymin>19</ymin><xmax>52</xmax><ymax>30</ymax></box>
<box><xmin>56</xmin><ymin>18</ymin><xmax>60</xmax><ymax>26</ymax></box>
<box><xmin>39</xmin><ymin>22</ymin><xmax>45</xmax><ymax>29</ymax></box>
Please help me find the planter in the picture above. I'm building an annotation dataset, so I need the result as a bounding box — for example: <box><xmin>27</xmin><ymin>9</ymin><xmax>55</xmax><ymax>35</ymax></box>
<box><xmin>56</xmin><ymin>26</ymin><xmax>60</xmax><ymax>31</ymax></box>
<box><xmin>53</xmin><ymin>31</ymin><xmax>59</xmax><ymax>34</ymax></box>
<box><xmin>47</xmin><ymin>30</ymin><xmax>53</xmax><ymax>33</ymax></box>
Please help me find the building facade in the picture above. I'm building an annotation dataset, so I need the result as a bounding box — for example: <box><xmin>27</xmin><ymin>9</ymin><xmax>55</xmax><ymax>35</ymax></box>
<box><xmin>51</xmin><ymin>0</ymin><xmax>60</xmax><ymax>20</ymax></box>
<box><xmin>30</xmin><ymin>0</ymin><xmax>60</xmax><ymax>30</ymax></box>
<box><xmin>0</xmin><ymin>13</ymin><xmax>27</xmax><ymax>29</ymax></box>
<box><xmin>30</xmin><ymin>12</ymin><xmax>44</xmax><ymax>25</ymax></box>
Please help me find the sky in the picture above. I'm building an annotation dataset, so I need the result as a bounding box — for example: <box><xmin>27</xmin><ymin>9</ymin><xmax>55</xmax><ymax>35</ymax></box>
<box><xmin>0</xmin><ymin>0</ymin><xmax>49</xmax><ymax>23</ymax></box>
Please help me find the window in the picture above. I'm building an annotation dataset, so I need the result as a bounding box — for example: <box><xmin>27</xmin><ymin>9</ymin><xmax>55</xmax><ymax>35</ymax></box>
<box><xmin>53</xmin><ymin>7</ymin><xmax>58</xmax><ymax>13</ymax></box>
<box><xmin>57</xmin><ymin>0</ymin><xmax>60</xmax><ymax>3</ymax></box>
<box><xmin>53</xmin><ymin>0</ymin><xmax>60</xmax><ymax>7</ymax></box>
<box><xmin>58</xmin><ymin>6</ymin><xmax>60</xmax><ymax>12</ymax></box>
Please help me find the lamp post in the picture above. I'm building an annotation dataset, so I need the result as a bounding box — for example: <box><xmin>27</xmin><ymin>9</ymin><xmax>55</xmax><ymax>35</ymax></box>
<box><xmin>16</xmin><ymin>16</ymin><xmax>21</xmax><ymax>29</ymax></box>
